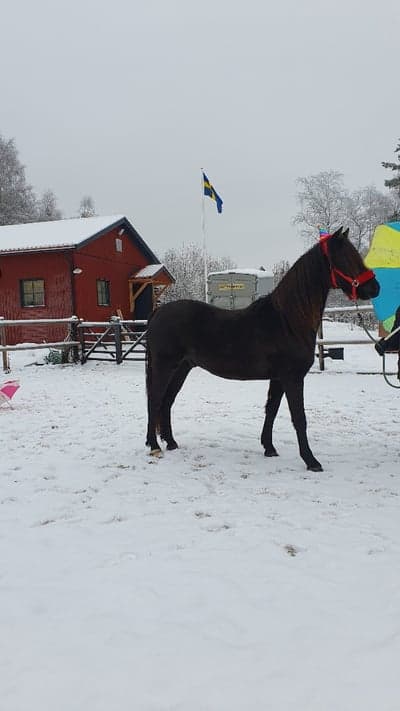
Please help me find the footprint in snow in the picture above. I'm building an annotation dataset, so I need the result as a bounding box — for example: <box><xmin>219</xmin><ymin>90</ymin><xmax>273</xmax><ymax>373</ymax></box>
<box><xmin>284</xmin><ymin>544</ymin><xmax>299</xmax><ymax>557</ymax></box>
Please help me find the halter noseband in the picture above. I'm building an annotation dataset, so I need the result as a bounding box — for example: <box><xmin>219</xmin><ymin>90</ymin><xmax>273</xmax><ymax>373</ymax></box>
<box><xmin>319</xmin><ymin>234</ymin><xmax>375</xmax><ymax>301</ymax></box>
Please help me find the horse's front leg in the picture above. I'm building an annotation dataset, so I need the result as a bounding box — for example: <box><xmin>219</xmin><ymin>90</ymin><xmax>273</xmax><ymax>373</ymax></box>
<box><xmin>282</xmin><ymin>376</ymin><xmax>323</xmax><ymax>472</ymax></box>
<box><xmin>261</xmin><ymin>379</ymin><xmax>284</xmax><ymax>457</ymax></box>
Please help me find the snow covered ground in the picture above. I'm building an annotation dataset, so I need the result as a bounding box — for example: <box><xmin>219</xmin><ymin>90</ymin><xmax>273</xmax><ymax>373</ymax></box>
<box><xmin>1</xmin><ymin>320</ymin><xmax>400</xmax><ymax>711</ymax></box>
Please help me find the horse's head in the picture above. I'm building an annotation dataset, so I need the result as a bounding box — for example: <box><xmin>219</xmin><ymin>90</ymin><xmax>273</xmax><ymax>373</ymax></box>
<box><xmin>320</xmin><ymin>227</ymin><xmax>380</xmax><ymax>301</ymax></box>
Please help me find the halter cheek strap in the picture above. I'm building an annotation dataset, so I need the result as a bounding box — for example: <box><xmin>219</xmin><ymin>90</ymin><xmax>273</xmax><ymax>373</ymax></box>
<box><xmin>328</xmin><ymin>266</ymin><xmax>376</xmax><ymax>301</ymax></box>
<box><xmin>319</xmin><ymin>234</ymin><xmax>375</xmax><ymax>301</ymax></box>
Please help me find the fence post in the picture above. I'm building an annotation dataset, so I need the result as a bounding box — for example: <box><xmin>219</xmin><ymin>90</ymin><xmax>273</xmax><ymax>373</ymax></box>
<box><xmin>318</xmin><ymin>321</ymin><xmax>325</xmax><ymax>371</ymax></box>
<box><xmin>111</xmin><ymin>316</ymin><xmax>123</xmax><ymax>364</ymax></box>
<box><xmin>69</xmin><ymin>316</ymin><xmax>80</xmax><ymax>363</ymax></box>
<box><xmin>79</xmin><ymin>323</ymin><xmax>86</xmax><ymax>364</ymax></box>
<box><xmin>0</xmin><ymin>317</ymin><xmax>10</xmax><ymax>373</ymax></box>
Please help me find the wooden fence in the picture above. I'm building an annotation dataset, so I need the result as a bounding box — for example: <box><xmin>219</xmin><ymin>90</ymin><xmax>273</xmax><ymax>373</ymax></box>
<box><xmin>0</xmin><ymin>316</ymin><xmax>149</xmax><ymax>372</ymax></box>
<box><xmin>0</xmin><ymin>316</ymin><xmax>80</xmax><ymax>373</ymax></box>
<box><xmin>78</xmin><ymin>317</ymin><xmax>148</xmax><ymax>364</ymax></box>
<box><xmin>317</xmin><ymin>305</ymin><xmax>375</xmax><ymax>371</ymax></box>
<box><xmin>1</xmin><ymin>305</ymin><xmax>378</xmax><ymax>373</ymax></box>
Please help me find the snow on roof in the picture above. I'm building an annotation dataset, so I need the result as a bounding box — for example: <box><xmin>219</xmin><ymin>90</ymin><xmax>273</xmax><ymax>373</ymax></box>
<box><xmin>131</xmin><ymin>263</ymin><xmax>175</xmax><ymax>283</ymax></box>
<box><xmin>133</xmin><ymin>264</ymin><xmax>165</xmax><ymax>278</ymax></box>
<box><xmin>0</xmin><ymin>215</ymin><xmax>126</xmax><ymax>253</ymax></box>
<box><xmin>208</xmin><ymin>268</ymin><xmax>273</xmax><ymax>278</ymax></box>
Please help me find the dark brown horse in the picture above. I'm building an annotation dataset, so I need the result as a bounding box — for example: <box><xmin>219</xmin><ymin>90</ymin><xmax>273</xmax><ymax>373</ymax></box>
<box><xmin>145</xmin><ymin>228</ymin><xmax>379</xmax><ymax>471</ymax></box>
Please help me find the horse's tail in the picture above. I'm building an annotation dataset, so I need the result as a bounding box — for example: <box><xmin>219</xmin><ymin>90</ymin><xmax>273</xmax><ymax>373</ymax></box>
<box><xmin>145</xmin><ymin>336</ymin><xmax>152</xmax><ymax>399</ymax></box>
<box><xmin>145</xmin><ymin>309</ymin><xmax>156</xmax><ymax>394</ymax></box>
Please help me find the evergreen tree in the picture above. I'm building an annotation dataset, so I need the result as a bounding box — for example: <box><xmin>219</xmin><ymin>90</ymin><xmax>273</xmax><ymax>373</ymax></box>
<box><xmin>382</xmin><ymin>139</ymin><xmax>400</xmax><ymax>196</ymax></box>
<box><xmin>0</xmin><ymin>134</ymin><xmax>37</xmax><ymax>225</ymax></box>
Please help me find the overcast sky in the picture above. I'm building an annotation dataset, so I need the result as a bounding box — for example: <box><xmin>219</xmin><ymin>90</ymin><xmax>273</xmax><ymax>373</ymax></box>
<box><xmin>1</xmin><ymin>0</ymin><xmax>399</xmax><ymax>270</ymax></box>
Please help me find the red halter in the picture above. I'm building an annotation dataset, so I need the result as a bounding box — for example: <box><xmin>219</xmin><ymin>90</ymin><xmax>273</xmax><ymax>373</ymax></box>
<box><xmin>319</xmin><ymin>234</ymin><xmax>375</xmax><ymax>301</ymax></box>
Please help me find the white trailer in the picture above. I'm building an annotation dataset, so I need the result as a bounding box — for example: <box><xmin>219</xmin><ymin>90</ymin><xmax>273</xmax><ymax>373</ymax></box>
<box><xmin>207</xmin><ymin>268</ymin><xmax>274</xmax><ymax>310</ymax></box>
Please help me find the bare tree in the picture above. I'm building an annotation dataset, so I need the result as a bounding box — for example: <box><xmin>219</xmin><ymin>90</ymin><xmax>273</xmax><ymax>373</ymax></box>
<box><xmin>162</xmin><ymin>243</ymin><xmax>236</xmax><ymax>302</ymax></box>
<box><xmin>0</xmin><ymin>134</ymin><xmax>37</xmax><ymax>225</ymax></box>
<box><xmin>294</xmin><ymin>170</ymin><xmax>396</xmax><ymax>252</ymax></box>
<box><xmin>293</xmin><ymin>170</ymin><xmax>347</xmax><ymax>244</ymax></box>
<box><xmin>79</xmin><ymin>195</ymin><xmax>96</xmax><ymax>218</ymax></box>
<box><xmin>272</xmin><ymin>259</ymin><xmax>291</xmax><ymax>287</ymax></box>
<box><xmin>36</xmin><ymin>189</ymin><xmax>62</xmax><ymax>222</ymax></box>
<box><xmin>344</xmin><ymin>185</ymin><xmax>396</xmax><ymax>254</ymax></box>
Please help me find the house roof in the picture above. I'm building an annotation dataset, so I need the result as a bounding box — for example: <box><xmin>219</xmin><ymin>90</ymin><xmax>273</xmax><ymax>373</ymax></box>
<box><xmin>134</xmin><ymin>264</ymin><xmax>165</xmax><ymax>278</ymax></box>
<box><xmin>132</xmin><ymin>264</ymin><xmax>175</xmax><ymax>282</ymax></box>
<box><xmin>0</xmin><ymin>215</ymin><xmax>160</xmax><ymax>264</ymax></box>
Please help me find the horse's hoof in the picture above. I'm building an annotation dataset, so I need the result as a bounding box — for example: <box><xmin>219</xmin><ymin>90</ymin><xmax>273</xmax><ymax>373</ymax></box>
<box><xmin>307</xmin><ymin>461</ymin><xmax>323</xmax><ymax>472</ymax></box>
<box><xmin>264</xmin><ymin>448</ymin><xmax>279</xmax><ymax>457</ymax></box>
<box><xmin>166</xmin><ymin>442</ymin><xmax>179</xmax><ymax>451</ymax></box>
<box><xmin>150</xmin><ymin>448</ymin><xmax>162</xmax><ymax>457</ymax></box>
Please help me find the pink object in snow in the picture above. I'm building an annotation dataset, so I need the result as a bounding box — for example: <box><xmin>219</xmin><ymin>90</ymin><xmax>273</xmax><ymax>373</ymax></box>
<box><xmin>0</xmin><ymin>380</ymin><xmax>20</xmax><ymax>408</ymax></box>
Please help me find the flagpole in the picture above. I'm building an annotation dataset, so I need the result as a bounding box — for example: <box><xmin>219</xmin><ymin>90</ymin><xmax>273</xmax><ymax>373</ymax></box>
<box><xmin>201</xmin><ymin>170</ymin><xmax>208</xmax><ymax>302</ymax></box>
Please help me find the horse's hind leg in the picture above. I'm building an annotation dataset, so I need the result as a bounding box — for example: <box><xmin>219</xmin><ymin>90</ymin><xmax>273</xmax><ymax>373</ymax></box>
<box><xmin>146</xmin><ymin>382</ymin><xmax>162</xmax><ymax>455</ymax></box>
<box><xmin>160</xmin><ymin>360</ymin><xmax>192</xmax><ymax>450</ymax></box>
<box><xmin>146</xmin><ymin>356</ymin><xmax>176</xmax><ymax>455</ymax></box>
<box><xmin>261</xmin><ymin>379</ymin><xmax>284</xmax><ymax>457</ymax></box>
<box><xmin>282</xmin><ymin>376</ymin><xmax>323</xmax><ymax>472</ymax></box>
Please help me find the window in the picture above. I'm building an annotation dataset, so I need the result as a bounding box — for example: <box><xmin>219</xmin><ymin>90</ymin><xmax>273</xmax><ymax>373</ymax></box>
<box><xmin>115</xmin><ymin>237</ymin><xmax>123</xmax><ymax>252</ymax></box>
<box><xmin>20</xmin><ymin>279</ymin><xmax>45</xmax><ymax>307</ymax></box>
<box><xmin>97</xmin><ymin>279</ymin><xmax>110</xmax><ymax>306</ymax></box>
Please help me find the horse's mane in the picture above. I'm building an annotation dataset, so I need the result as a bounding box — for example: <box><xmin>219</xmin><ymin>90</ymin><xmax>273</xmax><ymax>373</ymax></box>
<box><xmin>268</xmin><ymin>241</ymin><xmax>329</xmax><ymax>333</ymax></box>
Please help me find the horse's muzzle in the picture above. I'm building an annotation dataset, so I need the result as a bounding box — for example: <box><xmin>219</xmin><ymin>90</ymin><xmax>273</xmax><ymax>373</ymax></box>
<box><xmin>367</xmin><ymin>278</ymin><xmax>380</xmax><ymax>299</ymax></box>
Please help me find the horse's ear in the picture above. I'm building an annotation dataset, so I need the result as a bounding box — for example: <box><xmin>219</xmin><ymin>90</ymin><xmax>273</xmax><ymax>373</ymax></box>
<box><xmin>342</xmin><ymin>228</ymin><xmax>349</xmax><ymax>239</ymax></box>
<box><xmin>331</xmin><ymin>227</ymin><xmax>343</xmax><ymax>239</ymax></box>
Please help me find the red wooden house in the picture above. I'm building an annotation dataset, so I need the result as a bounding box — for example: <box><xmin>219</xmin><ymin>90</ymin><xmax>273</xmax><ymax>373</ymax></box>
<box><xmin>0</xmin><ymin>215</ymin><xmax>174</xmax><ymax>345</ymax></box>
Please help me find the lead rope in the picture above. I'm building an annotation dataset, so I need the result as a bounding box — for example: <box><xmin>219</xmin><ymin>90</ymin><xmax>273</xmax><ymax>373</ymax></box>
<box><xmin>355</xmin><ymin>303</ymin><xmax>400</xmax><ymax>389</ymax></box>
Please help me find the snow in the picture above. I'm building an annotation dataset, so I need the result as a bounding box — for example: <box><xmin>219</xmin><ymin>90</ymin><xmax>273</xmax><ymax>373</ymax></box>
<box><xmin>208</xmin><ymin>268</ymin><xmax>273</xmax><ymax>278</ymax></box>
<box><xmin>133</xmin><ymin>265</ymin><xmax>167</xmax><ymax>278</ymax></box>
<box><xmin>0</xmin><ymin>214</ymin><xmax>125</xmax><ymax>252</ymax></box>
<box><xmin>1</xmin><ymin>320</ymin><xmax>400</xmax><ymax>711</ymax></box>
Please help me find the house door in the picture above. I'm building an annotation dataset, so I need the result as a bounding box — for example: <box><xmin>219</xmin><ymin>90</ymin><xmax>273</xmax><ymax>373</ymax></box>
<box><xmin>134</xmin><ymin>284</ymin><xmax>153</xmax><ymax>321</ymax></box>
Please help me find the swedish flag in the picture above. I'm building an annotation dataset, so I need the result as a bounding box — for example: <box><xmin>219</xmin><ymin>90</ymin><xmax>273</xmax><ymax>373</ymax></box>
<box><xmin>203</xmin><ymin>172</ymin><xmax>223</xmax><ymax>214</ymax></box>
